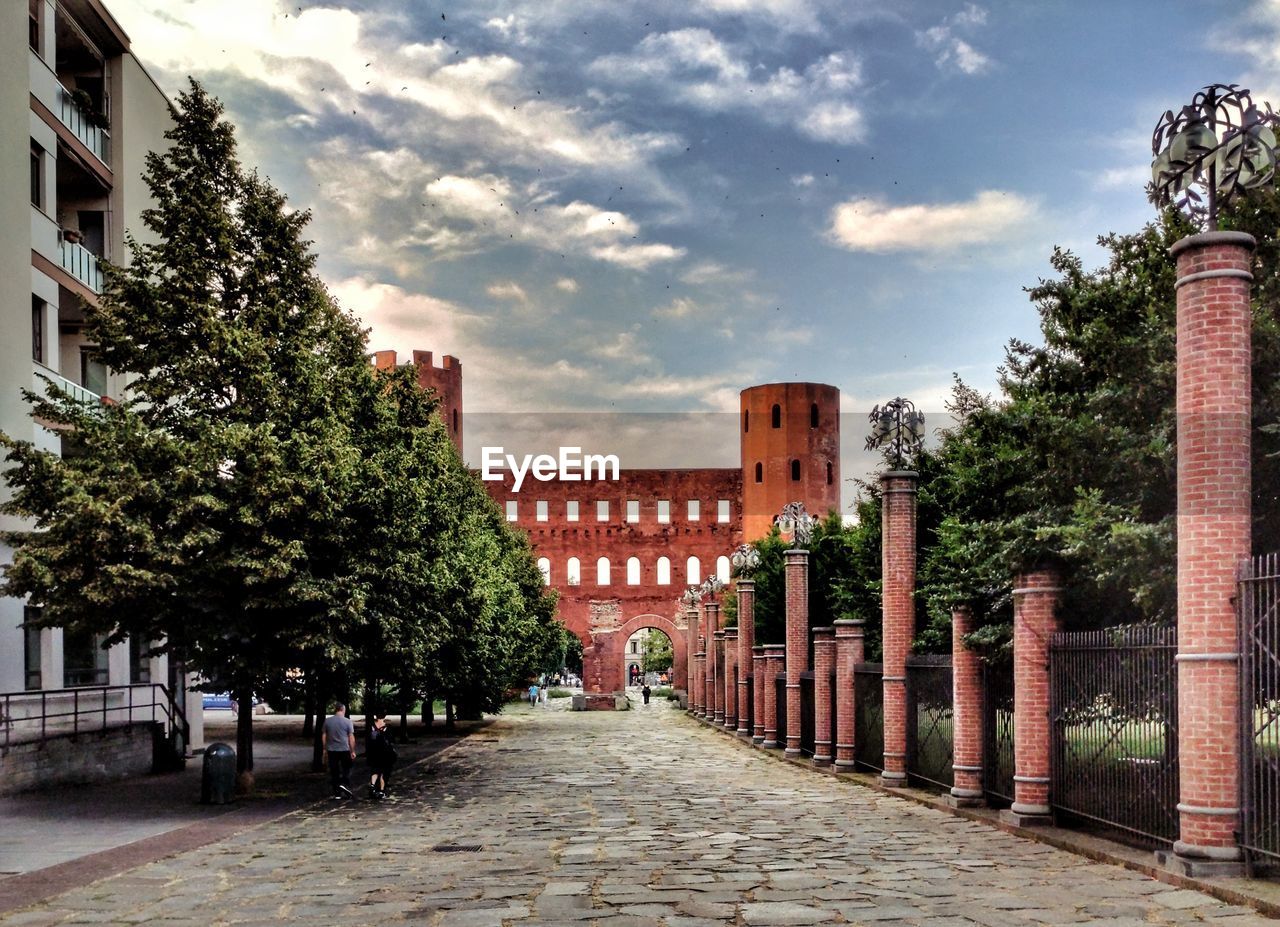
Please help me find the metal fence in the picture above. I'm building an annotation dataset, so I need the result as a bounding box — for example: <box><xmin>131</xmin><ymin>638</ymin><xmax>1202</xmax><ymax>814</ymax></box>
<box><xmin>0</xmin><ymin>683</ymin><xmax>189</xmax><ymax>755</ymax></box>
<box><xmin>983</xmin><ymin>659</ymin><xmax>1015</xmax><ymax>806</ymax></box>
<box><xmin>774</xmin><ymin>674</ymin><xmax>787</xmax><ymax>748</ymax></box>
<box><xmin>1240</xmin><ymin>553</ymin><xmax>1280</xmax><ymax>868</ymax></box>
<box><xmin>742</xmin><ymin>675</ymin><xmax>753</xmax><ymax>734</ymax></box>
<box><xmin>1049</xmin><ymin>625</ymin><xmax>1179</xmax><ymax>847</ymax></box>
<box><xmin>800</xmin><ymin>672</ymin><xmax>815</xmax><ymax>756</ymax></box>
<box><xmin>906</xmin><ymin>655</ymin><xmax>954</xmax><ymax>790</ymax></box>
<box><xmin>854</xmin><ymin>662</ymin><xmax>883</xmax><ymax>772</ymax></box>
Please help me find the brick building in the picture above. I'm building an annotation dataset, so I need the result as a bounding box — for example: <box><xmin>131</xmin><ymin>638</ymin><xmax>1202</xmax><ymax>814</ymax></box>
<box><xmin>375</xmin><ymin>351</ymin><xmax>841</xmax><ymax>707</ymax></box>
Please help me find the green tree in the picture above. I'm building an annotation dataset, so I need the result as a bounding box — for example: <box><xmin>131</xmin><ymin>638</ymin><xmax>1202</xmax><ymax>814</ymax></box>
<box><xmin>641</xmin><ymin>629</ymin><xmax>674</xmax><ymax>674</ymax></box>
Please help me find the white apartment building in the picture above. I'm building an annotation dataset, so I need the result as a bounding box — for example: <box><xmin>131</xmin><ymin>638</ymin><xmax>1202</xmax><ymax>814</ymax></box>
<box><xmin>0</xmin><ymin>0</ymin><xmax>202</xmax><ymax>784</ymax></box>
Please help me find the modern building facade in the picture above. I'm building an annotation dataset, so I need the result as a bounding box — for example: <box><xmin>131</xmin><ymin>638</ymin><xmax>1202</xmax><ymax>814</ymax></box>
<box><xmin>1</xmin><ymin>0</ymin><xmax>201</xmax><ymax>778</ymax></box>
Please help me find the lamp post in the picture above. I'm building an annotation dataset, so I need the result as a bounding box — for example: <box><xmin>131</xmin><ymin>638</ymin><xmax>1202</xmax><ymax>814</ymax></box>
<box><xmin>775</xmin><ymin>502</ymin><xmax>815</xmax><ymax>756</ymax></box>
<box><xmin>731</xmin><ymin>544</ymin><xmax>761</xmax><ymax>738</ymax></box>
<box><xmin>700</xmin><ymin>576</ymin><xmax>726</xmax><ymax>725</ymax></box>
<box><xmin>864</xmin><ymin>397</ymin><xmax>925</xmax><ymax>471</ymax></box>
<box><xmin>774</xmin><ymin>501</ymin><xmax>819</xmax><ymax>549</ymax></box>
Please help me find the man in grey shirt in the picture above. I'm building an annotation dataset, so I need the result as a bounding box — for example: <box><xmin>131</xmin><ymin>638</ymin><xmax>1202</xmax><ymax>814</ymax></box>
<box><xmin>323</xmin><ymin>703</ymin><xmax>357</xmax><ymax>799</ymax></box>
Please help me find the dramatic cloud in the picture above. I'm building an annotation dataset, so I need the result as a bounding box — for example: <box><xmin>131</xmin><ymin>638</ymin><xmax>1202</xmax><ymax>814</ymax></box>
<box><xmin>554</xmin><ymin>277</ymin><xmax>580</xmax><ymax>292</ymax></box>
<box><xmin>487</xmin><ymin>281</ymin><xmax>529</xmax><ymax>302</ymax></box>
<box><xmin>917</xmin><ymin>3</ymin><xmax>993</xmax><ymax>75</ymax></box>
<box><xmin>590</xmin><ymin>30</ymin><xmax>866</xmax><ymax>144</ymax></box>
<box><xmin>827</xmin><ymin>191</ymin><xmax>1038</xmax><ymax>253</ymax></box>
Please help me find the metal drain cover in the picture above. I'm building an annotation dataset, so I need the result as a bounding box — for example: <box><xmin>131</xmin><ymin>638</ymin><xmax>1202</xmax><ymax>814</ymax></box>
<box><xmin>431</xmin><ymin>844</ymin><xmax>482</xmax><ymax>853</ymax></box>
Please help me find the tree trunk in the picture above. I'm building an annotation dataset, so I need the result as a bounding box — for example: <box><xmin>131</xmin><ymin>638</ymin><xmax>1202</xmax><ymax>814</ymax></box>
<box><xmin>234</xmin><ymin>683</ymin><xmax>254</xmax><ymax>774</ymax></box>
<box><xmin>445</xmin><ymin>699</ymin><xmax>455</xmax><ymax>731</ymax></box>
<box><xmin>421</xmin><ymin>692</ymin><xmax>434</xmax><ymax>729</ymax></box>
<box><xmin>301</xmin><ymin>671</ymin><xmax>316</xmax><ymax>738</ymax></box>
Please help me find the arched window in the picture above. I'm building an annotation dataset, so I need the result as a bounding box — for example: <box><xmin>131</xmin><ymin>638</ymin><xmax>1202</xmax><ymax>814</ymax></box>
<box><xmin>754</xmin><ymin>462</ymin><xmax>763</xmax><ymax>483</ymax></box>
<box><xmin>810</xmin><ymin>402</ymin><xmax>819</xmax><ymax>428</ymax></box>
<box><xmin>716</xmin><ymin>555</ymin><xmax>731</xmax><ymax>583</ymax></box>
<box><xmin>771</xmin><ymin>403</ymin><xmax>781</xmax><ymax>428</ymax></box>
<box><xmin>453</xmin><ymin>408</ymin><xmax>459</xmax><ymax>433</ymax></box>
<box><xmin>657</xmin><ymin>556</ymin><xmax>671</xmax><ymax>585</ymax></box>
<box><xmin>627</xmin><ymin>557</ymin><xmax>641</xmax><ymax>585</ymax></box>
<box><xmin>567</xmin><ymin>557</ymin><xmax>581</xmax><ymax>586</ymax></box>
<box><xmin>686</xmin><ymin>556</ymin><xmax>701</xmax><ymax>585</ymax></box>
<box><xmin>597</xmin><ymin>557</ymin><xmax>611</xmax><ymax>586</ymax></box>
<box><xmin>791</xmin><ymin>459</ymin><xmax>801</xmax><ymax>481</ymax></box>
<box><xmin>827</xmin><ymin>461</ymin><xmax>833</xmax><ymax>485</ymax></box>
<box><xmin>743</xmin><ymin>409</ymin><xmax>749</xmax><ymax>433</ymax></box>
<box><xmin>537</xmin><ymin>557</ymin><xmax>551</xmax><ymax>586</ymax></box>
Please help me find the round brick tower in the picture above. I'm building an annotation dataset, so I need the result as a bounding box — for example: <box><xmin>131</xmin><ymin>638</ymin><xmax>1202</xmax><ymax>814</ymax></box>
<box><xmin>740</xmin><ymin>383</ymin><xmax>840</xmax><ymax>539</ymax></box>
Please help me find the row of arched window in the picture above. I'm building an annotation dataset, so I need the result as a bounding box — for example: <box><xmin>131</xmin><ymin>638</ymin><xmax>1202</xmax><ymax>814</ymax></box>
<box><xmin>743</xmin><ymin>402</ymin><xmax>823</xmax><ymax>432</ymax></box>
<box><xmin>752</xmin><ymin>460</ymin><xmax>835</xmax><ymax>484</ymax></box>
<box><xmin>535</xmin><ymin>555</ymin><xmax>732</xmax><ymax>588</ymax></box>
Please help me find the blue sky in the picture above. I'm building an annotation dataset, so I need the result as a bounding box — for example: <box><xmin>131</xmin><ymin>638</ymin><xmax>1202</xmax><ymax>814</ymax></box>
<box><xmin>107</xmin><ymin>0</ymin><xmax>1277</xmax><ymax>482</ymax></box>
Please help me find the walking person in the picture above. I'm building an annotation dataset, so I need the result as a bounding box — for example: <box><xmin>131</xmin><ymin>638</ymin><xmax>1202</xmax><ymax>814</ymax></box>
<box><xmin>528</xmin><ymin>683</ymin><xmax>539</xmax><ymax>706</ymax></box>
<box><xmin>323</xmin><ymin>702</ymin><xmax>357</xmax><ymax>799</ymax></box>
<box><xmin>366</xmin><ymin>714</ymin><xmax>397</xmax><ymax>800</ymax></box>
<box><xmin>642</xmin><ymin>684</ymin><xmax>651</xmax><ymax>705</ymax></box>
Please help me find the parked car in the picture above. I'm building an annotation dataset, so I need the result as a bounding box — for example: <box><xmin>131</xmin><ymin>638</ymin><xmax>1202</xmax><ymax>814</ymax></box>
<box><xmin>201</xmin><ymin>692</ymin><xmax>271</xmax><ymax>714</ymax></box>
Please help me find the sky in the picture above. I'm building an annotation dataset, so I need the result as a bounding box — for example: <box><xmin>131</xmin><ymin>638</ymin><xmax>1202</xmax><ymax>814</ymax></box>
<box><xmin>103</xmin><ymin>0</ymin><xmax>1280</xmax><ymax>499</ymax></box>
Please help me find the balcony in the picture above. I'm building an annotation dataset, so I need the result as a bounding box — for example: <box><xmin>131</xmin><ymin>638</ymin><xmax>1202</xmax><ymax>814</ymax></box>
<box><xmin>60</xmin><ymin>238</ymin><xmax>102</xmax><ymax>294</ymax></box>
<box><xmin>32</xmin><ymin>361</ymin><xmax>101</xmax><ymax>405</ymax></box>
<box><xmin>59</xmin><ymin>84</ymin><xmax>110</xmax><ymax>165</ymax></box>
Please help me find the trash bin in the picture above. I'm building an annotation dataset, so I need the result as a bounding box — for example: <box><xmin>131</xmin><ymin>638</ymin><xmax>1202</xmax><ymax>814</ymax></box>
<box><xmin>201</xmin><ymin>742</ymin><xmax>236</xmax><ymax>805</ymax></box>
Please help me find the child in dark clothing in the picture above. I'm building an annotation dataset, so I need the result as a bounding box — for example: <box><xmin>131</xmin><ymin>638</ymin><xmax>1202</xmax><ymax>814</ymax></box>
<box><xmin>366</xmin><ymin>714</ymin><xmax>397</xmax><ymax>799</ymax></box>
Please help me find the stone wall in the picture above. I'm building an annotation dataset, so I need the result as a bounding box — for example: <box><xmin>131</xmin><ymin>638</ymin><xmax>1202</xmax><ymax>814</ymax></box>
<box><xmin>0</xmin><ymin>722</ymin><xmax>157</xmax><ymax>796</ymax></box>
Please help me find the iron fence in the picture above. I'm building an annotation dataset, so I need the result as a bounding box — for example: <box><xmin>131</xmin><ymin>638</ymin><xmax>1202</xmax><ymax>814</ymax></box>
<box><xmin>1049</xmin><ymin>625</ymin><xmax>1178</xmax><ymax>848</ymax></box>
<box><xmin>0</xmin><ymin>683</ymin><xmax>189</xmax><ymax>754</ymax></box>
<box><xmin>774</xmin><ymin>674</ymin><xmax>787</xmax><ymax>748</ymax></box>
<box><xmin>983</xmin><ymin>658</ymin><xmax>1015</xmax><ymax>806</ymax></box>
<box><xmin>1240</xmin><ymin>553</ymin><xmax>1280</xmax><ymax>868</ymax></box>
<box><xmin>906</xmin><ymin>655</ymin><xmax>954</xmax><ymax>790</ymax></box>
<box><xmin>800</xmin><ymin>672</ymin><xmax>815</xmax><ymax>756</ymax></box>
<box><xmin>854</xmin><ymin>662</ymin><xmax>883</xmax><ymax>772</ymax></box>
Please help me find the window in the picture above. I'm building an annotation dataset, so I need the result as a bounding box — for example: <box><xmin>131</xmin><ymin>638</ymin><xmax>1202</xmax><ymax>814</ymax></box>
<box><xmin>686</xmin><ymin>556</ymin><xmax>701</xmax><ymax>585</ymax></box>
<box><xmin>717</xmin><ymin>556</ymin><xmax>731</xmax><ymax>583</ymax></box>
<box><xmin>31</xmin><ymin>296</ymin><xmax>44</xmax><ymax>363</ymax></box>
<box><xmin>29</xmin><ymin>0</ymin><xmax>40</xmax><ymax>52</ymax></box>
<box><xmin>827</xmin><ymin>461</ymin><xmax>833</xmax><ymax>485</ymax></box>
<box><xmin>717</xmin><ymin>500</ymin><xmax>730</xmax><ymax>523</ymax></box>
<box><xmin>771</xmin><ymin>403</ymin><xmax>781</xmax><ymax>428</ymax></box>
<box><xmin>63</xmin><ymin>627</ymin><xmax>108</xmax><ymax>687</ymax></box>
<box><xmin>630</xmin><ymin>640</ymin><xmax>638</xmax><ymax>654</ymax></box>
<box><xmin>567</xmin><ymin>557</ymin><xmax>581</xmax><ymax>586</ymax></box>
<box><xmin>687</xmin><ymin>500</ymin><xmax>700</xmax><ymax>521</ymax></box>
<box><xmin>597</xmin><ymin>557</ymin><xmax>611</xmax><ymax>585</ymax></box>
<box><xmin>755</xmin><ymin>462</ymin><xmax>763</xmax><ymax>483</ymax></box>
<box><xmin>626</xmin><ymin>500</ymin><xmax>640</xmax><ymax>523</ymax></box>
<box><xmin>657</xmin><ymin>556</ymin><xmax>671</xmax><ymax>585</ymax></box>
<box><xmin>537</xmin><ymin>557</ymin><xmax>551</xmax><ymax>585</ymax></box>
<box><xmin>23</xmin><ymin>607</ymin><xmax>42</xmax><ymax>691</ymax></box>
<box><xmin>657</xmin><ymin>500</ymin><xmax>670</xmax><ymax>523</ymax></box>
<box><xmin>566</xmin><ymin>500</ymin><xmax>579</xmax><ymax>522</ymax></box>
<box><xmin>536</xmin><ymin>500</ymin><xmax>548</xmax><ymax>522</ymax></box>
<box><xmin>743</xmin><ymin>409</ymin><xmax>749</xmax><ymax>433</ymax></box>
<box><xmin>452</xmin><ymin>408</ymin><xmax>459</xmax><ymax>433</ymax></box>
<box><xmin>791</xmin><ymin>459</ymin><xmax>801</xmax><ymax>481</ymax></box>
<box><xmin>129</xmin><ymin>636</ymin><xmax>151</xmax><ymax>685</ymax></box>
<box><xmin>626</xmin><ymin>557</ymin><xmax>641</xmax><ymax>585</ymax></box>
<box><xmin>506</xmin><ymin>500</ymin><xmax>518</xmax><ymax>521</ymax></box>
<box><xmin>596</xmin><ymin>500</ymin><xmax>609</xmax><ymax>522</ymax></box>
<box><xmin>811</xmin><ymin>402</ymin><xmax>819</xmax><ymax>428</ymax></box>
<box><xmin>81</xmin><ymin>349</ymin><xmax>107</xmax><ymax>397</ymax></box>
<box><xmin>30</xmin><ymin>142</ymin><xmax>42</xmax><ymax>209</ymax></box>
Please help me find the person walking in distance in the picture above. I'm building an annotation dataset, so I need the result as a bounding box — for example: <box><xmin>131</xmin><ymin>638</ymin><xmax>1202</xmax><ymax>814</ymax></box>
<box><xmin>366</xmin><ymin>714</ymin><xmax>397</xmax><ymax>800</ymax></box>
<box><xmin>323</xmin><ymin>703</ymin><xmax>356</xmax><ymax>799</ymax></box>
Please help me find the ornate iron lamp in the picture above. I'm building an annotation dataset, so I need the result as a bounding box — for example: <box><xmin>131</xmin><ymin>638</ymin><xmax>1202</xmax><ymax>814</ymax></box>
<box><xmin>730</xmin><ymin>543</ymin><xmax>761</xmax><ymax>578</ymax></box>
<box><xmin>864</xmin><ymin>397</ymin><xmax>925</xmax><ymax>470</ymax></box>
<box><xmin>1150</xmin><ymin>83</ymin><xmax>1280</xmax><ymax>230</ymax></box>
<box><xmin>774</xmin><ymin>501</ymin><xmax>818</xmax><ymax>549</ymax></box>
<box><xmin>699</xmin><ymin>575</ymin><xmax>725</xmax><ymax>599</ymax></box>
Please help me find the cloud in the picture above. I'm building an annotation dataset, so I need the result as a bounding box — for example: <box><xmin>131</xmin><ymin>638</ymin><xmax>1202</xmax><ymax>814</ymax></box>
<box><xmin>589</xmin><ymin>242</ymin><xmax>687</xmax><ymax>269</ymax></box>
<box><xmin>330</xmin><ymin>276</ymin><xmax>480</xmax><ymax>361</ymax></box>
<box><xmin>487</xmin><ymin>281</ymin><xmax>529</xmax><ymax>302</ymax></box>
<box><xmin>827</xmin><ymin>190</ymin><xmax>1038</xmax><ymax>253</ymax></box>
<box><xmin>917</xmin><ymin>4</ymin><xmax>993</xmax><ymax>75</ymax></box>
<box><xmin>653</xmin><ymin>297</ymin><xmax>704</xmax><ymax>319</ymax></box>
<box><xmin>791</xmin><ymin>173</ymin><xmax>815</xmax><ymax>187</ymax></box>
<box><xmin>679</xmin><ymin>260</ymin><xmax>753</xmax><ymax>286</ymax></box>
<box><xmin>554</xmin><ymin>277</ymin><xmax>580</xmax><ymax>292</ymax></box>
<box><xmin>590</xmin><ymin>30</ymin><xmax>866</xmax><ymax>144</ymax></box>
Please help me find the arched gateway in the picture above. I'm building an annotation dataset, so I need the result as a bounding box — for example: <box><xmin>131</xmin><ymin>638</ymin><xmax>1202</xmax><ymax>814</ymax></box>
<box><xmin>580</xmin><ymin>611</ymin><xmax>687</xmax><ymax>710</ymax></box>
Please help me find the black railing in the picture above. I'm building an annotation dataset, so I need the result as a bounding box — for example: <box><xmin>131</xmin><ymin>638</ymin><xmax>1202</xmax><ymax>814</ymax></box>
<box><xmin>983</xmin><ymin>658</ymin><xmax>1015</xmax><ymax>806</ymax></box>
<box><xmin>1049</xmin><ymin>626</ymin><xmax>1179</xmax><ymax>848</ymax></box>
<box><xmin>906</xmin><ymin>654</ymin><xmax>954</xmax><ymax>790</ymax></box>
<box><xmin>1240</xmin><ymin>553</ymin><xmax>1280</xmax><ymax>869</ymax></box>
<box><xmin>854</xmin><ymin>662</ymin><xmax>883</xmax><ymax>772</ymax></box>
<box><xmin>800</xmin><ymin>671</ymin><xmax>815</xmax><ymax>756</ymax></box>
<box><xmin>774</xmin><ymin>673</ymin><xmax>787</xmax><ymax>748</ymax></box>
<box><xmin>0</xmin><ymin>683</ymin><xmax>189</xmax><ymax>754</ymax></box>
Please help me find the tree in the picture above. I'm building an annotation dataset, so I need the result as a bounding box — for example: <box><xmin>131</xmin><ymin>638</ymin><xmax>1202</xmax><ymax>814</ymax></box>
<box><xmin>641</xmin><ymin>630</ymin><xmax>673</xmax><ymax>674</ymax></box>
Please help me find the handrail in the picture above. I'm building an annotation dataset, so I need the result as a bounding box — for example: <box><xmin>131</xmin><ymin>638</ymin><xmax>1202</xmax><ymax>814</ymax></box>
<box><xmin>0</xmin><ymin>683</ymin><xmax>186</xmax><ymax>754</ymax></box>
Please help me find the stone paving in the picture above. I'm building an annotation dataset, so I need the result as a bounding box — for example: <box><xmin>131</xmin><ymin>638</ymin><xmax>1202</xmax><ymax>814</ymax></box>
<box><xmin>1</xmin><ymin>699</ymin><xmax>1273</xmax><ymax>926</ymax></box>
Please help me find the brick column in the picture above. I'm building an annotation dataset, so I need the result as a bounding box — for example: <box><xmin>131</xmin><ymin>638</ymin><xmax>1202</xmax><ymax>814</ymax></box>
<box><xmin>685</xmin><ymin>601</ymin><xmax>699</xmax><ymax>710</ymax></box>
<box><xmin>713</xmin><ymin>630</ymin><xmax>726</xmax><ymax>725</ymax></box>
<box><xmin>752</xmin><ymin>646</ymin><xmax>766</xmax><ymax>742</ymax></box>
<box><xmin>833</xmin><ymin>619</ymin><xmax>864</xmax><ymax>771</ymax></box>
<box><xmin>880</xmin><ymin>470</ymin><xmax>918</xmax><ymax>787</ymax></box>
<box><xmin>1000</xmin><ymin>569</ymin><xmax>1061</xmax><ymax>827</ymax></box>
<box><xmin>1169</xmin><ymin>231</ymin><xmax>1253</xmax><ymax>875</ymax></box>
<box><xmin>705</xmin><ymin>600</ymin><xmax>721</xmax><ymax>724</ymax></box>
<box><xmin>784</xmin><ymin>548</ymin><xmax>810</xmax><ymax>757</ymax></box>
<box><xmin>762</xmin><ymin>644</ymin><xmax>785</xmax><ymax>748</ymax></box>
<box><xmin>693</xmin><ymin>645</ymin><xmax>706</xmax><ymax>717</ymax></box>
<box><xmin>948</xmin><ymin>606</ymin><xmax>984</xmax><ymax>807</ymax></box>
<box><xmin>724</xmin><ymin>627</ymin><xmax>738</xmax><ymax>730</ymax></box>
<box><xmin>812</xmin><ymin>626</ymin><xmax>835</xmax><ymax>767</ymax></box>
<box><xmin>736</xmin><ymin>580</ymin><xmax>756</xmax><ymax>738</ymax></box>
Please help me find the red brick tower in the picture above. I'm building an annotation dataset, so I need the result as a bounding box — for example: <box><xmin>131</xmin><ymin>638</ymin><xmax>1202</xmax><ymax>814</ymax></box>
<box><xmin>370</xmin><ymin>349</ymin><xmax>463</xmax><ymax>455</ymax></box>
<box><xmin>740</xmin><ymin>383</ymin><xmax>840</xmax><ymax>540</ymax></box>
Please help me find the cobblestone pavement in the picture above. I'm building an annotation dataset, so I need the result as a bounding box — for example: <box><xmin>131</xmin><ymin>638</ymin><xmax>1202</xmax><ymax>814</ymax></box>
<box><xmin>2</xmin><ymin>700</ymin><xmax>1272</xmax><ymax>926</ymax></box>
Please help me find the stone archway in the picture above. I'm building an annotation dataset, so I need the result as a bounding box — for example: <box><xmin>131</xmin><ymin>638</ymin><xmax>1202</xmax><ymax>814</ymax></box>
<box><xmin>581</xmin><ymin>612</ymin><xmax>688</xmax><ymax>709</ymax></box>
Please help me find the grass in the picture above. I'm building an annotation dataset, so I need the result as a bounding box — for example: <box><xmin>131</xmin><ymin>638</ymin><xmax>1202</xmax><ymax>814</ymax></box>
<box><xmin>547</xmin><ymin>688</ymin><xmax>573</xmax><ymax>699</ymax></box>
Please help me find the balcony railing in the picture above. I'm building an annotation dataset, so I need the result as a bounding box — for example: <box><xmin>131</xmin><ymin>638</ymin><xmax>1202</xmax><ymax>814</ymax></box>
<box><xmin>33</xmin><ymin>360</ymin><xmax>101</xmax><ymax>405</ymax></box>
<box><xmin>58</xmin><ymin>84</ymin><xmax>110</xmax><ymax>165</ymax></box>
<box><xmin>60</xmin><ymin>238</ymin><xmax>103</xmax><ymax>293</ymax></box>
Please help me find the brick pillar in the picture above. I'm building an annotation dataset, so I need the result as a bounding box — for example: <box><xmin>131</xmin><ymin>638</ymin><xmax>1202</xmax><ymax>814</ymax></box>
<box><xmin>736</xmin><ymin>580</ymin><xmax>755</xmax><ymax>738</ymax></box>
<box><xmin>685</xmin><ymin>602</ymin><xmax>698</xmax><ymax>710</ymax></box>
<box><xmin>812</xmin><ymin>626</ymin><xmax>835</xmax><ymax>767</ymax></box>
<box><xmin>724</xmin><ymin>627</ymin><xmax>738</xmax><ymax>730</ymax></box>
<box><xmin>762</xmin><ymin>644</ymin><xmax>785</xmax><ymax>748</ymax></box>
<box><xmin>949</xmin><ymin>606</ymin><xmax>984</xmax><ymax>807</ymax></box>
<box><xmin>752</xmin><ymin>645</ymin><xmax>766</xmax><ymax>743</ymax></box>
<box><xmin>833</xmin><ymin>619</ymin><xmax>865</xmax><ymax>771</ymax></box>
<box><xmin>880</xmin><ymin>470</ymin><xmax>918</xmax><ymax>787</ymax></box>
<box><xmin>693</xmin><ymin>645</ymin><xmax>705</xmax><ymax>717</ymax></box>
<box><xmin>784</xmin><ymin>548</ymin><xmax>810</xmax><ymax>757</ymax></box>
<box><xmin>705</xmin><ymin>600</ymin><xmax>721</xmax><ymax>723</ymax></box>
<box><xmin>713</xmin><ymin>630</ymin><xmax>726</xmax><ymax>725</ymax></box>
<box><xmin>1169</xmin><ymin>231</ymin><xmax>1253</xmax><ymax>874</ymax></box>
<box><xmin>1000</xmin><ymin>569</ymin><xmax>1062</xmax><ymax>827</ymax></box>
